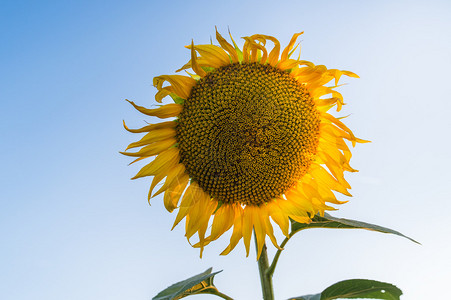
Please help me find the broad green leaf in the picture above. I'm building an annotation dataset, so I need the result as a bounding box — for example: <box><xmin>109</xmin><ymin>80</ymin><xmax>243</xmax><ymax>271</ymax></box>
<box><xmin>292</xmin><ymin>294</ymin><xmax>321</xmax><ymax>300</ymax></box>
<box><xmin>291</xmin><ymin>213</ymin><xmax>419</xmax><ymax>244</ymax></box>
<box><xmin>152</xmin><ymin>268</ymin><xmax>221</xmax><ymax>300</ymax></box>
<box><xmin>291</xmin><ymin>279</ymin><xmax>402</xmax><ymax>300</ymax></box>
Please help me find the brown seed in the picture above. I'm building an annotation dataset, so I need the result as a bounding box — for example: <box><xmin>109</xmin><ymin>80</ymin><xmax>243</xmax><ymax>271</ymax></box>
<box><xmin>177</xmin><ymin>62</ymin><xmax>320</xmax><ymax>205</ymax></box>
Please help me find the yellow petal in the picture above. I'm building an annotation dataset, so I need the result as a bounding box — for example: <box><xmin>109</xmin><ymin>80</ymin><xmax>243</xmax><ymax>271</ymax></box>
<box><xmin>185</xmin><ymin>189</ymin><xmax>214</xmax><ymax>239</ymax></box>
<box><xmin>172</xmin><ymin>183</ymin><xmax>200</xmax><ymax>229</ymax></box>
<box><xmin>215</xmin><ymin>27</ymin><xmax>238</xmax><ymax>63</ymax></box>
<box><xmin>318</xmin><ymin>141</ymin><xmax>347</xmax><ymax>165</ymax></box>
<box><xmin>253</xmin><ymin>207</ymin><xmax>266</xmax><ymax>259</ymax></box>
<box><xmin>320</xmin><ymin>130</ymin><xmax>353</xmax><ymax>162</ymax></box>
<box><xmin>277</xmin><ymin>194</ymin><xmax>313</xmax><ymax>220</ymax></box>
<box><xmin>250</xmin><ymin>34</ymin><xmax>281</xmax><ymax>66</ymax></box>
<box><xmin>309</xmin><ymin>178</ymin><xmax>347</xmax><ymax>205</ymax></box>
<box><xmin>163</xmin><ymin>173</ymin><xmax>189</xmax><ymax>212</ymax></box>
<box><xmin>281</xmin><ymin>32</ymin><xmax>304</xmax><ymax>62</ymax></box>
<box><xmin>195</xmin><ymin>197</ymin><xmax>217</xmax><ymax>258</ymax></box>
<box><xmin>309</xmin><ymin>86</ymin><xmax>336</xmax><ymax>99</ymax></box>
<box><xmin>242</xmin><ymin>36</ymin><xmax>267</xmax><ymax>64</ymax></box>
<box><xmin>122</xmin><ymin>120</ymin><xmax>176</xmax><ymax>134</ymax></box>
<box><xmin>228</xmin><ymin>29</ymin><xmax>243</xmax><ymax>62</ymax></box>
<box><xmin>317</xmin><ymin>151</ymin><xmax>351</xmax><ymax>189</ymax></box>
<box><xmin>190</xmin><ymin>40</ymin><xmax>207</xmax><ymax>77</ymax></box>
<box><xmin>131</xmin><ymin>148</ymin><xmax>179</xmax><ymax>180</ymax></box>
<box><xmin>327</xmin><ymin>69</ymin><xmax>342</xmax><ymax>86</ymax></box>
<box><xmin>267</xmin><ymin>200</ymin><xmax>289</xmax><ymax>237</ymax></box>
<box><xmin>153</xmin><ymin>164</ymin><xmax>186</xmax><ymax>197</ymax></box>
<box><xmin>315</xmin><ymin>97</ymin><xmax>340</xmax><ymax>108</ymax></box>
<box><xmin>155</xmin><ymin>89</ymin><xmax>172</xmax><ymax>103</ymax></box>
<box><xmin>242</xmin><ymin>38</ymin><xmax>251</xmax><ymax>62</ymax></box>
<box><xmin>153</xmin><ymin>75</ymin><xmax>195</xmax><ymax>100</ymax></box>
<box><xmin>287</xmin><ymin>41</ymin><xmax>301</xmax><ymax>59</ymax></box>
<box><xmin>290</xmin><ymin>215</ymin><xmax>312</xmax><ymax>224</ymax></box>
<box><xmin>129</xmin><ymin>156</ymin><xmax>149</xmax><ymax>166</ymax></box>
<box><xmin>308</xmin><ymin>163</ymin><xmax>351</xmax><ymax>196</ymax></box>
<box><xmin>323</xmin><ymin>115</ymin><xmax>370</xmax><ymax>145</ymax></box>
<box><xmin>321</xmin><ymin>112</ymin><xmax>357</xmax><ymax>145</ymax></box>
<box><xmin>341</xmin><ymin>70</ymin><xmax>359</xmax><ymax>78</ymax></box>
<box><xmin>176</xmin><ymin>57</ymin><xmax>223</xmax><ymax>72</ymax></box>
<box><xmin>263</xmin><ymin>211</ymin><xmax>280</xmax><ymax>250</ymax></box>
<box><xmin>148</xmin><ymin>171</ymin><xmax>167</xmax><ymax>202</ymax></box>
<box><xmin>220</xmin><ymin>207</ymin><xmax>244</xmax><ymax>255</ymax></box>
<box><xmin>121</xmin><ymin>138</ymin><xmax>176</xmax><ymax>157</ymax></box>
<box><xmin>210</xmin><ymin>204</ymin><xmax>236</xmax><ymax>241</ymax></box>
<box><xmin>320</xmin><ymin>122</ymin><xmax>353</xmax><ymax>142</ymax></box>
<box><xmin>318</xmin><ymin>141</ymin><xmax>356</xmax><ymax>172</ymax></box>
<box><xmin>242</xmin><ymin>206</ymin><xmax>254</xmax><ymax>257</ymax></box>
<box><xmin>125</xmin><ymin>128</ymin><xmax>176</xmax><ymax>150</ymax></box>
<box><xmin>126</xmin><ymin>100</ymin><xmax>182</xmax><ymax>119</ymax></box>
<box><xmin>187</xmin><ymin>44</ymin><xmax>230</xmax><ymax>67</ymax></box>
<box><xmin>278</xmin><ymin>59</ymin><xmax>302</xmax><ymax>71</ymax></box>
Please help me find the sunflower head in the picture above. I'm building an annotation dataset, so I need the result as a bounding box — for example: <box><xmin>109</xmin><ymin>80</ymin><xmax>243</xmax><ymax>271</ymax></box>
<box><xmin>122</xmin><ymin>29</ymin><xmax>368</xmax><ymax>258</ymax></box>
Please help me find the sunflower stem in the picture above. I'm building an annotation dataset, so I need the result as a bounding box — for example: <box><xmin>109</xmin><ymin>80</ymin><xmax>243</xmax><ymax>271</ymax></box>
<box><xmin>267</xmin><ymin>236</ymin><xmax>290</xmax><ymax>277</ymax></box>
<box><xmin>255</xmin><ymin>235</ymin><xmax>274</xmax><ymax>300</ymax></box>
<box><xmin>203</xmin><ymin>287</ymin><xmax>234</xmax><ymax>300</ymax></box>
<box><xmin>213</xmin><ymin>291</ymin><xmax>234</xmax><ymax>300</ymax></box>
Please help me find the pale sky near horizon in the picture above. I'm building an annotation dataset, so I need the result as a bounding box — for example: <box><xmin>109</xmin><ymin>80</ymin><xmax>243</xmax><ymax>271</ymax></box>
<box><xmin>1</xmin><ymin>1</ymin><xmax>451</xmax><ymax>299</ymax></box>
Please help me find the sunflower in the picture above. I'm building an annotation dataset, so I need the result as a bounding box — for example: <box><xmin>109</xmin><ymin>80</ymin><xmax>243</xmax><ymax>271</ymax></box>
<box><xmin>122</xmin><ymin>29</ymin><xmax>368</xmax><ymax>258</ymax></box>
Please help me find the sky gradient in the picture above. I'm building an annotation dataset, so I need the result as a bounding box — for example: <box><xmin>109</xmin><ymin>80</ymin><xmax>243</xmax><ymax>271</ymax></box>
<box><xmin>1</xmin><ymin>0</ymin><xmax>451</xmax><ymax>299</ymax></box>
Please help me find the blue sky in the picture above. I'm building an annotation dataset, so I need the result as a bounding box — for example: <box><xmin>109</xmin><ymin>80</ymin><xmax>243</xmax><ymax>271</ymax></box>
<box><xmin>1</xmin><ymin>0</ymin><xmax>450</xmax><ymax>299</ymax></box>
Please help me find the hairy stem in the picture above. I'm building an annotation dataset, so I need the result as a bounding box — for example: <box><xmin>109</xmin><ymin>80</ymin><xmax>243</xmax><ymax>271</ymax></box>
<box><xmin>255</xmin><ymin>234</ymin><xmax>274</xmax><ymax>300</ymax></box>
<box><xmin>267</xmin><ymin>236</ymin><xmax>290</xmax><ymax>277</ymax></box>
<box><xmin>204</xmin><ymin>287</ymin><xmax>234</xmax><ymax>300</ymax></box>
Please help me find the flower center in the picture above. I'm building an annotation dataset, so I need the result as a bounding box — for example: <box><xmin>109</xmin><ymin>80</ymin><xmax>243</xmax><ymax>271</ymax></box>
<box><xmin>176</xmin><ymin>63</ymin><xmax>320</xmax><ymax>205</ymax></box>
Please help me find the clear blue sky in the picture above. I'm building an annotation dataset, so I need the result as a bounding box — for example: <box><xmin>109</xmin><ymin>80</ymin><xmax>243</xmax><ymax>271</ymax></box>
<box><xmin>1</xmin><ymin>0</ymin><xmax>450</xmax><ymax>299</ymax></box>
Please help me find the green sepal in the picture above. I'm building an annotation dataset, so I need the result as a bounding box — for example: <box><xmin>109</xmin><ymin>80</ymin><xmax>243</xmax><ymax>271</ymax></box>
<box><xmin>291</xmin><ymin>279</ymin><xmax>402</xmax><ymax>300</ymax></box>
<box><xmin>201</xmin><ymin>66</ymin><xmax>215</xmax><ymax>73</ymax></box>
<box><xmin>152</xmin><ymin>268</ymin><xmax>222</xmax><ymax>300</ymax></box>
<box><xmin>290</xmin><ymin>213</ymin><xmax>419</xmax><ymax>244</ymax></box>
<box><xmin>228</xmin><ymin>30</ymin><xmax>243</xmax><ymax>62</ymax></box>
<box><xmin>214</xmin><ymin>200</ymin><xmax>224</xmax><ymax>213</ymax></box>
<box><xmin>287</xmin><ymin>42</ymin><xmax>301</xmax><ymax>59</ymax></box>
<box><xmin>169</xmin><ymin>93</ymin><xmax>185</xmax><ymax>105</ymax></box>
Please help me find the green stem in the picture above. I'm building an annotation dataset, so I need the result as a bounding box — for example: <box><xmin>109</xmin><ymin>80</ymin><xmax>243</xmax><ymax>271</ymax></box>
<box><xmin>255</xmin><ymin>233</ymin><xmax>274</xmax><ymax>300</ymax></box>
<box><xmin>203</xmin><ymin>287</ymin><xmax>234</xmax><ymax>300</ymax></box>
<box><xmin>266</xmin><ymin>236</ymin><xmax>290</xmax><ymax>277</ymax></box>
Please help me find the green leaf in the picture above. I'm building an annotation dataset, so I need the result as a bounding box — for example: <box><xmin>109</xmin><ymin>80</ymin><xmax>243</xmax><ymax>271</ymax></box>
<box><xmin>152</xmin><ymin>268</ymin><xmax>222</xmax><ymax>300</ymax></box>
<box><xmin>293</xmin><ymin>294</ymin><xmax>321</xmax><ymax>300</ymax></box>
<box><xmin>291</xmin><ymin>213</ymin><xmax>419</xmax><ymax>244</ymax></box>
<box><xmin>291</xmin><ymin>279</ymin><xmax>402</xmax><ymax>300</ymax></box>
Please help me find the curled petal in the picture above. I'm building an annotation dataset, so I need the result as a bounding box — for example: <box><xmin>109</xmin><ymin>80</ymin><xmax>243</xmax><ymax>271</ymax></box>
<box><xmin>186</xmin><ymin>44</ymin><xmax>230</xmax><ymax>67</ymax></box>
<box><xmin>126</xmin><ymin>100</ymin><xmax>182</xmax><ymax>118</ymax></box>
<box><xmin>250</xmin><ymin>34</ymin><xmax>280</xmax><ymax>66</ymax></box>
<box><xmin>124</xmin><ymin>128</ymin><xmax>176</xmax><ymax>151</ymax></box>
<box><xmin>153</xmin><ymin>75</ymin><xmax>196</xmax><ymax>101</ymax></box>
<box><xmin>190</xmin><ymin>40</ymin><xmax>207</xmax><ymax>77</ymax></box>
<box><xmin>281</xmin><ymin>32</ymin><xmax>304</xmax><ymax>62</ymax></box>
<box><xmin>215</xmin><ymin>27</ymin><xmax>238</xmax><ymax>63</ymax></box>
<box><xmin>122</xmin><ymin>120</ymin><xmax>175</xmax><ymax>134</ymax></box>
